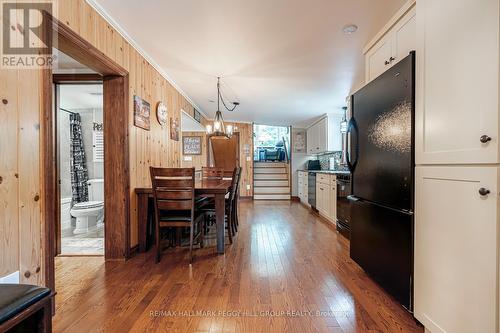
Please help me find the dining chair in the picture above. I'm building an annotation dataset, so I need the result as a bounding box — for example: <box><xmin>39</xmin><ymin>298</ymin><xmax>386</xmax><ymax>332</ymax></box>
<box><xmin>202</xmin><ymin>167</ymin><xmax>224</xmax><ymax>180</ymax></box>
<box><xmin>149</xmin><ymin>167</ymin><xmax>205</xmax><ymax>264</ymax></box>
<box><xmin>202</xmin><ymin>166</ymin><xmax>241</xmax><ymax>243</ymax></box>
<box><xmin>232</xmin><ymin>167</ymin><xmax>242</xmax><ymax>232</ymax></box>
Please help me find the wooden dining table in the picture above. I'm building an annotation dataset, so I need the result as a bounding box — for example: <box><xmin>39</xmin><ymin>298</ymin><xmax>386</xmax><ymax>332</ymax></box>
<box><xmin>135</xmin><ymin>179</ymin><xmax>233</xmax><ymax>254</ymax></box>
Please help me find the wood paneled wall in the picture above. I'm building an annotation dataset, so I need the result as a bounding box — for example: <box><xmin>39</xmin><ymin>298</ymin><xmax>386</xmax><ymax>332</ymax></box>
<box><xmin>0</xmin><ymin>0</ymin><xmax>205</xmax><ymax>284</ymax></box>
<box><xmin>0</xmin><ymin>0</ymin><xmax>257</xmax><ymax>285</ymax></box>
<box><xmin>227</xmin><ymin>122</ymin><xmax>254</xmax><ymax>197</ymax></box>
<box><xmin>0</xmin><ymin>64</ymin><xmax>43</xmax><ymax>284</ymax></box>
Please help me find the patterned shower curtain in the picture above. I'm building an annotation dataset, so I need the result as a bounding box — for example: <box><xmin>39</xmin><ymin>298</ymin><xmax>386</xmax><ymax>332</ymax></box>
<box><xmin>70</xmin><ymin>113</ymin><xmax>89</xmax><ymax>203</ymax></box>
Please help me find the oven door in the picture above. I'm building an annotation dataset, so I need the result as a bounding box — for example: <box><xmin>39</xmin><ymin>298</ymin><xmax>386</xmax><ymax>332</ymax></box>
<box><xmin>308</xmin><ymin>172</ymin><xmax>316</xmax><ymax>207</ymax></box>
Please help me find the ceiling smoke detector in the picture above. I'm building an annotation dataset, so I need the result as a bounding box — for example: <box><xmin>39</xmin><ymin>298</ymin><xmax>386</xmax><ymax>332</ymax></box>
<box><xmin>342</xmin><ymin>24</ymin><xmax>358</xmax><ymax>34</ymax></box>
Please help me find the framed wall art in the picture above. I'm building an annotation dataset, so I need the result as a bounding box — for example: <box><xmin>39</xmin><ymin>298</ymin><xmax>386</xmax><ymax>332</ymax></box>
<box><xmin>133</xmin><ymin>95</ymin><xmax>151</xmax><ymax>130</ymax></box>
<box><xmin>183</xmin><ymin>136</ymin><xmax>202</xmax><ymax>155</ymax></box>
<box><xmin>293</xmin><ymin>128</ymin><xmax>307</xmax><ymax>153</ymax></box>
<box><xmin>170</xmin><ymin>117</ymin><xmax>180</xmax><ymax>141</ymax></box>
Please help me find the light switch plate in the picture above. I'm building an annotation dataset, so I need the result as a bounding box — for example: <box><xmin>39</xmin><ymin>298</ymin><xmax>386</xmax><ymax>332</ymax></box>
<box><xmin>183</xmin><ymin>156</ymin><xmax>193</xmax><ymax>161</ymax></box>
<box><xmin>246</xmin><ymin>156</ymin><xmax>251</xmax><ymax>162</ymax></box>
<box><xmin>246</xmin><ymin>185</ymin><xmax>251</xmax><ymax>190</ymax></box>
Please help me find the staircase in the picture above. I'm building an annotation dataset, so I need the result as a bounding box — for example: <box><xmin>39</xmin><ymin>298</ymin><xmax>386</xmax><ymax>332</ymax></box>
<box><xmin>253</xmin><ymin>162</ymin><xmax>291</xmax><ymax>200</ymax></box>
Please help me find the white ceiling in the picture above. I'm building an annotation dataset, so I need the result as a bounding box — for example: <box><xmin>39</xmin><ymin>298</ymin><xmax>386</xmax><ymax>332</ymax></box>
<box><xmin>59</xmin><ymin>84</ymin><xmax>103</xmax><ymax>110</ymax></box>
<box><xmin>94</xmin><ymin>0</ymin><xmax>406</xmax><ymax>126</ymax></box>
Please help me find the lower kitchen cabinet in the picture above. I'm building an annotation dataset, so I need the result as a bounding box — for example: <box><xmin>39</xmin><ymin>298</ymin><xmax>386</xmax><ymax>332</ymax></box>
<box><xmin>316</xmin><ymin>174</ymin><xmax>336</xmax><ymax>223</ymax></box>
<box><xmin>415</xmin><ymin>166</ymin><xmax>498</xmax><ymax>333</ymax></box>
<box><xmin>298</xmin><ymin>171</ymin><xmax>309</xmax><ymax>205</ymax></box>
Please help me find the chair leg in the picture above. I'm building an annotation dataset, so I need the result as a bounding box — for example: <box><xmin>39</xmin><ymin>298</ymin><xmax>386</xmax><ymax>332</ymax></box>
<box><xmin>232</xmin><ymin>205</ymin><xmax>238</xmax><ymax>233</ymax></box>
<box><xmin>227</xmin><ymin>211</ymin><xmax>233</xmax><ymax>244</ymax></box>
<box><xmin>200</xmin><ymin>218</ymin><xmax>205</xmax><ymax>248</ymax></box>
<box><xmin>189</xmin><ymin>224</ymin><xmax>194</xmax><ymax>263</ymax></box>
<box><xmin>155</xmin><ymin>218</ymin><xmax>160</xmax><ymax>263</ymax></box>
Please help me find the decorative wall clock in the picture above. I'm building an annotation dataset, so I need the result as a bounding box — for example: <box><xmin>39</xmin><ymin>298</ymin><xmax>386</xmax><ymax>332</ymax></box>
<box><xmin>156</xmin><ymin>102</ymin><xmax>168</xmax><ymax>126</ymax></box>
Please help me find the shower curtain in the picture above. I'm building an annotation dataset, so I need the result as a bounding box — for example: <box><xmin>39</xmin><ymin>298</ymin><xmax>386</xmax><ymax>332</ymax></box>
<box><xmin>70</xmin><ymin>113</ymin><xmax>89</xmax><ymax>203</ymax></box>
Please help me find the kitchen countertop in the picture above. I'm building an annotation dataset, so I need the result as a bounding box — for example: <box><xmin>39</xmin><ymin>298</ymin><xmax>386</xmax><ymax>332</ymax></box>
<box><xmin>298</xmin><ymin>169</ymin><xmax>351</xmax><ymax>175</ymax></box>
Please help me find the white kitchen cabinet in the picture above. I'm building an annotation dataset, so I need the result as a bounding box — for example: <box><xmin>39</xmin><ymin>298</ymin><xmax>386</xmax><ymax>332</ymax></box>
<box><xmin>415</xmin><ymin>0</ymin><xmax>499</xmax><ymax>164</ymax></box>
<box><xmin>306</xmin><ymin>115</ymin><xmax>342</xmax><ymax>155</ymax></box>
<box><xmin>298</xmin><ymin>171</ymin><xmax>309</xmax><ymax>205</ymax></box>
<box><xmin>316</xmin><ymin>174</ymin><xmax>336</xmax><ymax>223</ymax></box>
<box><xmin>366</xmin><ymin>36</ymin><xmax>393</xmax><ymax>83</ymax></box>
<box><xmin>415</xmin><ymin>166</ymin><xmax>498</xmax><ymax>333</ymax></box>
<box><xmin>364</xmin><ymin>2</ymin><xmax>416</xmax><ymax>83</ymax></box>
<box><xmin>307</xmin><ymin>127</ymin><xmax>318</xmax><ymax>155</ymax></box>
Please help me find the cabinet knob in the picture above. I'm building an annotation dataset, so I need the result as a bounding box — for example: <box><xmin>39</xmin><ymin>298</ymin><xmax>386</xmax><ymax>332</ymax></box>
<box><xmin>389</xmin><ymin>56</ymin><xmax>395</xmax><ymax>62</ymax></box>
<box><xmin>480</xmin><ymin>135</ymin><xmax>492</xmax><ymax>143</ymax></box>
<box><xmin>479</xmin><ymin>188</ymin><xmax>490</xmax><ymax>196</ymax></box>
<box><xmin>385</xmin><ymin>60</ymin><xmax>390</xmax><ymax>65</ymax></box>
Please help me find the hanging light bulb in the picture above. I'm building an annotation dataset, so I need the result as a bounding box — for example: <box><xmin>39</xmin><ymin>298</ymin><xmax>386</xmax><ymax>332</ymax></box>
<box><xmin>213</xmin><ymin>110</ymin><xmax>225</xmax><ymax>134</ymax></box>
<box><xmin>340</xmin><ymin>106</ymin><xmax>348</xmax><ymax>134</ymax></box>
<box><xmin>206</xmin><ymin>124</ymin><xmax>213</xmax><ymax>134</ymax></box>
<box><xmin>226</xmin><ymin>124</ymin><xmax>234</xmax><ymax>137</ymax></box>
<box><xmin>206</xmin><ymin>77</ymin><xmax>239</xmax><ymax>138</ymax></box>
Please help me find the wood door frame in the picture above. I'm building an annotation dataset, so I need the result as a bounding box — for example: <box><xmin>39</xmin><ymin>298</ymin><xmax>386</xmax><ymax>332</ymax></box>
<box><xmin>52</xmin><ymin>77</ymin><xmax>104</xmax><ymax>256</ymax></box>
<box><xmin>42</xmin><ymin>13</ymin><xmax>130</xmax><ymax>295</ymax></box>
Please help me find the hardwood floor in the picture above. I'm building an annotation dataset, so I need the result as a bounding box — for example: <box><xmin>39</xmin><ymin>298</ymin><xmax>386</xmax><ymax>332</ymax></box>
<box><xmin>53</xmin><ymin>201</ymin><xmax>423</xmax><ymax>333</ymax></box>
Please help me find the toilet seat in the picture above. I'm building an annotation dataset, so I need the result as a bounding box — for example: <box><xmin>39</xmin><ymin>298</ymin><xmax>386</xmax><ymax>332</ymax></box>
<box><xmin>72</xmin><ymin>201</ymin><xmax>104</xmax><ymax>210</ymax></box>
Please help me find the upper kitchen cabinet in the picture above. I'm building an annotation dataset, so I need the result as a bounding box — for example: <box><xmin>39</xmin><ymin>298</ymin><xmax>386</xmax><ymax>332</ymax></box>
<box><xmin>307</xmin><ymin>115</ymin><xmax>342</xmax><ymax>154</ymax></box>
<box><xmin>364</xmin><ymin>1</ymin><xmax>416</xmax><ymax>83</ymax></box>
<box><xmin>416</xmin><ymin>0</ymin><xmax>500</xmax><ymax>164</ymax></box>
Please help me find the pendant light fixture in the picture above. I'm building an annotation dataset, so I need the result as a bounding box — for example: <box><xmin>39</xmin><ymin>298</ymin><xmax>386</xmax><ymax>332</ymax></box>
<box><xmin>206</xmin><ymin>77</ymin><xmax>239</xmax><ymax>138</ymax></box>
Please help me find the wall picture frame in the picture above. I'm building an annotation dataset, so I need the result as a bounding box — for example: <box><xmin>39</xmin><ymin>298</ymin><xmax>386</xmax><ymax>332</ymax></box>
<box><xmin>193</xmin><ymin>109</ymin><xmax>201</xmax><ymax>123</ymax></box>
<box><xmin>133</xmin><ymin>95</ymin><xmax>151</xmax><ymax>130</ymax></box>
<box><xmin>183</xmin><ymin>136</ymin><xmax>202</xmax><ymax>155</ymax></box>
<box><xmin>293</xmin><ymin>128</ymin><xmax>307</xmax><ymax>153</ymax></box>
<box><xmin>170</xmin><ymin>117</ymin><xmax>180</xmax><ymax>141</ymax></box>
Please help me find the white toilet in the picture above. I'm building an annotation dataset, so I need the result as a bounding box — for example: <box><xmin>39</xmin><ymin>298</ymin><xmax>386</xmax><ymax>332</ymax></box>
<box><xmin>71</xmin><ymin>179</ymin><xmax>104</xmax><ymax>234</ymax></box>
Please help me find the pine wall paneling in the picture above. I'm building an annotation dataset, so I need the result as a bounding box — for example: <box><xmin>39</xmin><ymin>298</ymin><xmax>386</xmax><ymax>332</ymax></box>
<box><xmin>0</xmin><ymin>0</ymin><xmax>211</xmax><ymax>284</ymax></box>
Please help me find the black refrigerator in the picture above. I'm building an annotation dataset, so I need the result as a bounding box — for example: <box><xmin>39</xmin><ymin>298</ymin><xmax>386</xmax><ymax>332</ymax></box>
<box><xmin>347</xmin><ymin>52</ymin><xmax>415</xmax><ymax>311</ymax></box>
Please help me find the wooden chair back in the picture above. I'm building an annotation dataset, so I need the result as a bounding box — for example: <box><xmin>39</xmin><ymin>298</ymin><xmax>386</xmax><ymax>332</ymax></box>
<box><xmin>202</xmin><ymin>167</ymin><xmax>224</xmax><ymax>180</ymax></box>
<box><xmin>234</xmin><ymin>167</ymin><xmax>242</xmax><ymax>198</ymax></box>
<box><xmin>229</xmin><ymin>167</ymin><xmax>241</xmax><ymax>202</ymax></box>
<box><xmin>150</xmin><ymin>167</ymin><xmax>195</xmax><ymax>213</ymax></box>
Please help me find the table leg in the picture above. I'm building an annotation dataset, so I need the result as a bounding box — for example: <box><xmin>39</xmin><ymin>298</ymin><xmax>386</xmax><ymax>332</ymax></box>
<box><xmin>215</xmin><ymin>193</ymin><xmax>225</xmax><ymax>254</ymax></box>
<box><xmin>137</xmin><ymin>193</ymin><xmax>148</xmax><ymax>252</ymax></box>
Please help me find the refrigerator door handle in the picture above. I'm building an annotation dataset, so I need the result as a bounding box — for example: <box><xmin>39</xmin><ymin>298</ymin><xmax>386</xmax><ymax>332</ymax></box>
<box><xmin>346</xmin><ymin>117</ymin><xmax>359</xmax><ymax>173</ymax></box>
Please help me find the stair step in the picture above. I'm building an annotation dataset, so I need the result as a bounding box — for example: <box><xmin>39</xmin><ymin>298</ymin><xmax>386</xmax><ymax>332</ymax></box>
<box><xmin>254</xmin><ymin>168</ymin><xmax>287</xmax><ymax>174</ymax></box>
<box><xmin>254</xmin><ymin>187</ymin><xmax>290</xmax><ymax>194</ymax></box>
<box><xmin>254</xmin><ymin>173</ymin><xmax>288</xmax><ymax>180</ymax></box>
<box><xmin>254</xmin><ymin>180</ymin><xmax>289</xmax><ymax>187</ymax></box>
<box><xmin>254</xmin><ymin>162</ymin><xmax>287</xmax><ymax>168</ymax></box>
<box><xmin>254</xmin><ymin>194</ymin><xmax>291</xmax><ymax>200</ymax></box>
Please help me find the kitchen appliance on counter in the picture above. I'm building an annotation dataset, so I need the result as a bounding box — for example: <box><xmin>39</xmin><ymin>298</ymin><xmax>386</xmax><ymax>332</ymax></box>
<box><xmin>335</xmin><ymin>173</ymin><xmax>351</xmax><ymax>239</ymax></box>
<box><xmin>347</xmin><ymin>52</ymin><xmax>415</xmax><ymax>311</ymax></box>
<box><xmin>306</xmin><ymin>160</ymin><xmax>321</xmax><ymax>171</ymax></box>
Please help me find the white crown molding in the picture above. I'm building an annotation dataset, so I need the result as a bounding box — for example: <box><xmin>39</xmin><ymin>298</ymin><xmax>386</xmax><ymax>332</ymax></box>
<box><xmin>85</xmin><ymin>0</ymin><xmax>208</xmax><ymax>119</ymax></box>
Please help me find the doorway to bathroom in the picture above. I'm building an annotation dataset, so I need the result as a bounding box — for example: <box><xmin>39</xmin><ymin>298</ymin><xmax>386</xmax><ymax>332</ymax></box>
<box><xmin>55</xmin><ymin>81</ymin><xmax>104</xmax><ymax>256</ymax></box>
